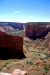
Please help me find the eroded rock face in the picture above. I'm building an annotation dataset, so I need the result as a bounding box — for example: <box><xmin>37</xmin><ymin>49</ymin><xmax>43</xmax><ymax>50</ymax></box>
<box><xmin>0</xmin><ymin>31</ymin><xmax>23</xmax><ymax>51</ymax></box>
<box><xmin>25</xmin><ymin>25</ymin><xmax>49</xmax><ymax>39</ymax></box>
<box><xmin>0</xmin><ymin>31</ymin><xmax>24</xmax><ymax>59</ymax></box>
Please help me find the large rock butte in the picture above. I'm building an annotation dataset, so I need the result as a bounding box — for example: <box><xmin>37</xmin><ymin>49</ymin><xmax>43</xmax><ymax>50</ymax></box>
<box><xmin>0</xmin><ymin>31</ymin><xmax>23</xmax><ymax>59</ymax></box>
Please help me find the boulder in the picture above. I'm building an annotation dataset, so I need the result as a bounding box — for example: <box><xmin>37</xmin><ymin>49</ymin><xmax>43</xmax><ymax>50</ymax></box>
<box><xmin>0</xmin><ymin>69</ymin><xmax>27</xmax><ymax>75</ymax></box>
<box><xmin>0</xmin><ymin>73</ymin><xmax>11</xmax><ymax>75</ymax></box>
<box><xmin>12</xmin><ymin>69</ymin><xmax>27</xmax><ymax>75</ymax></box>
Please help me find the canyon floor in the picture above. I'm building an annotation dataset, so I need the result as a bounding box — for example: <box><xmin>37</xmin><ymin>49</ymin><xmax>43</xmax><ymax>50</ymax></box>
<box><xmin>0</xmin><ymin>33</ymin><xmax>50</xmax><ymax>75</ymax></box>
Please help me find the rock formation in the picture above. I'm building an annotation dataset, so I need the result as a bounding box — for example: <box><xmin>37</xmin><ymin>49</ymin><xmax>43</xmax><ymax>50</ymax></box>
<box><xmin>0</xmin><ymin>69</ymin><xmax>27</xmax><ymax>75</ymax></box>
<box><xmin>0</xmin><ymin>31</ymin><xmax>24</xmax><ymax>59</ymax></box>
<box><xmin>25</xmin><ymin>23</ymin><xmax>50</xmax><ymax>39</ymax></box>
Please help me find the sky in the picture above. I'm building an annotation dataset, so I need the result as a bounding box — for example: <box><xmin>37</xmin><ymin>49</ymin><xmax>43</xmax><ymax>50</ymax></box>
<box><xmin>0</xmin><ymin>0</ymin><xmax>50</xmax><ymax>22</ymax></box>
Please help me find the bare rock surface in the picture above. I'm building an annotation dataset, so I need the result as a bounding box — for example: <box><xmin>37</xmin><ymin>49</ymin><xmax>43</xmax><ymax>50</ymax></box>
<box><xmin>0</xmin><ymin>69</ymin><xmax>27</xmax><ymax>75</ymax></box>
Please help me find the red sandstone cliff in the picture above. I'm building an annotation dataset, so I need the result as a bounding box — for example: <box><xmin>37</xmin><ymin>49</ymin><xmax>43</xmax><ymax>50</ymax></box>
<box><xmin>0</xmin><ymin>31</ymin><xmax>23</xmax><ymax>52</ymax></box>
<box><xmin>25</xmin><ymin>25</ymin><xmax>48</xmax><ymax>39</ymax></box>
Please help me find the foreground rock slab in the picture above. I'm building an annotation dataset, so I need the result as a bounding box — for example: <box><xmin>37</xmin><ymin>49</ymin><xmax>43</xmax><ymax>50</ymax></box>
<box><xmin>0</xmin><ymin>73</ymin><xmax>11</xmax><ymax>75</ymax></box>
<box><xmin>12</xmin><ymin>69</ymin><xmax>27</xmax><ymax>75</ymax></box>
<box><xmin>0</xmin><ymin>69</ymin><xmax>27</xmax><ymax>75</ymax></box>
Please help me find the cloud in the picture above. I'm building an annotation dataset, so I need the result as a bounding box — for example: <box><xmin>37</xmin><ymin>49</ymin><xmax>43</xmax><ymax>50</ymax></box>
<box><xmin>14</xmin><ymin>10</ymin><xmax>21</xmax><ymax>14</ymax></box>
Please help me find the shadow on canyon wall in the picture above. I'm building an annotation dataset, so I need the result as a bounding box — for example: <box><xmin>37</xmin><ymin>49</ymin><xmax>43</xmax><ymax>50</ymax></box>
<box><xmin>25</xmin><ymin>25</ymin><xmax>50</xmax><ymax>40</ymax></box>
<box><xmin>0</xmin><ymin>48</ymin><xmax>26</xmax><ymax>60</ymax></box>
<box><xmin>27</xmin><ymin>31</ymin><xmax>48</xmax><ymax>40</ymax></box>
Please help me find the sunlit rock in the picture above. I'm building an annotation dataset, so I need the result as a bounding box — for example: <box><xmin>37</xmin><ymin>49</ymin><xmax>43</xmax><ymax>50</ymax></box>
<box><xmin>12</xmin><ymin>69</ymin><xmax>27</xmax><ymax>75</ymax></box>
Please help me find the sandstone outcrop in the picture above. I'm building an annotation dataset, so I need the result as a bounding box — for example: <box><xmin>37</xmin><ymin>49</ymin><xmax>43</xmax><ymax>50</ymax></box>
<box><xmin>0</xmin><ymin>31</ymin><xmax>24</xmax><ymax>59</ymax></box>
<box><xmin>25</xmin><ymin>24</ymin><xmax>49</xmax><ymax>39</ymax></box>
<box><xmin>0</xmin><ymin>69</ymin><xmax>27</xmax><ymax>75</ymax></box>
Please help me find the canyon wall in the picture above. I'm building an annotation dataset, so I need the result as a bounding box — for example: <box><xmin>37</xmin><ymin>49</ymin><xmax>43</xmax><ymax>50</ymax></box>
<box><xmin>25</xmin><ymin>23</ymin><xmax>50</xmax><ymax>39</ymax></box>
